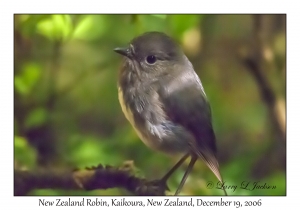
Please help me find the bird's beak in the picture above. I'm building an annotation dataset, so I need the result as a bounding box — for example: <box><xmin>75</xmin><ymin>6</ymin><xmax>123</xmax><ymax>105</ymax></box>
<box><xmin>114</xmin><ymin>47</ymin><xmax>131</xmax><ymax>57</ymax></box>
<box><xmin>114</xmin><ymin>44</ymin><xmax>134</xmax><ymax>58</ymax></box>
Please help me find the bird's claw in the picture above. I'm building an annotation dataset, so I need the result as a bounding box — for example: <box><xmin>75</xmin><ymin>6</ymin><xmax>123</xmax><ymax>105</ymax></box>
<box><xmin>136</xmin><ymin>179</ymin><xmax>169</xmax><ymax>195</ymax></box>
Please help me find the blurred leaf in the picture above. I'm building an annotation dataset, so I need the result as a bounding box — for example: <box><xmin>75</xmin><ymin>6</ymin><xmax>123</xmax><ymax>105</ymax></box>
<box><xmin>14</xmin><ymin>77</ymin><xmax>29</xmax><ymax>95</ymax></box>
<box><xmin>262</xmin><ymin>172</ymin><xmax>285</xmax><ymax>195</ymax></box>
<box><xmin>151</xmin><ymin>14</ymin><xmax>167</xmax><ymax>19</ymax></box>
<box><xmin>67</xmin><ymin>135</ymin><xmax>119</xmax><ymax>167</ymax></box>
<box><xmin>168</xmin><ymin>15</ymin><xmax>202</xmax><ymax>39</ymax></box>
<box><xmin>222</xmin><ymin>155</ymin><xmax>255</xmax><ymax>181</ymax></box>
<box><xmin>136</xmin><ymin>15</ymin><xmax>168</xmax><ymax>34</ymax></box>
<box><xmin>25</xmin><ymin>107</ymin><xmax>48</xmax><ymax>129</ymax></box>
<box><xmin>72</xmin><ymin>15</ymin><xmax>107</xmax><ymax>41</ymax></box>
<box><xmin>36</xmin><ymin>15</ymin><xmax>73</xmax><ymax>41</ymax></box>
<box><xmin>14</xmin><ymin>136</ymin><xmax>37</xmax><ymax>168</ymax></box>
<box><xmin>14</xmin><ymin>62</ymin><xmax>41</xmax><ymax>96</ymax></box>
<box><xmin>16</xmin><ymin>14</ymin><xmax>50</xmax><ymax>37</ymax></box>
<box><xmin>236</xmin><ymin>102</ymin><xmax>267</xmax><ymax>135</ymax></box>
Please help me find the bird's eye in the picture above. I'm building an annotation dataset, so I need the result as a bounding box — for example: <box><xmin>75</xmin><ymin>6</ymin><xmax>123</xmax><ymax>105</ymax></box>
<box><xmin>146</xmin><ymin>55</ymin><xmax>157</xmax><ymax>64</ymax></box>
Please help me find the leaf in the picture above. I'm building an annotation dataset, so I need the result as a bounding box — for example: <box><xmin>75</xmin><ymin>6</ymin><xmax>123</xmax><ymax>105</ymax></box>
<box><xmin>67</xmin><ymin>135</ymin><xmax>117</xmax><ymax>167</ymax></box>
<box><xmin>151</xmin><ymin>14</ymin><xmax>167</xmax><ymax>19</ymax></box>
<box><xmin>16</xmin><ymin>14</ymin><xmax>50</xmax><ymax>37</ymax></box>
<box><xmin>136</xmin><ymin>15</ymin><xmax>168</xmax><ymax>34</ymax></box>
<box><xmin>14</xmin><ymin>77</ymin><xmax>29</xmax><ymax>95</ymax></box>
<box><xmin>25</xmin><ymin>107</ymin><xmax>48</xmax><ymax>129</ymax></box>
<box><xmin>72</xmin><ymin>15</ymin><xmax>107</xmax><ymax>41</ymax></box>
<box><xmin>14</xmin><ymin>136</ymin><xmax>37</xmax><ymax>168</ymax></box>
<box><xmin>168</xmin><ymin>15</ymin><xmax>202</xmax><ymax>39</ymax></box>
<box><xmin>14</xmin><ymin>62</ymin><xmax>41</xmax><ymax>96</ymax></box>
<box><xmin>36</xmin><ymin>15</ymin><xmax>73</xmax><ymax>41</ymax></box>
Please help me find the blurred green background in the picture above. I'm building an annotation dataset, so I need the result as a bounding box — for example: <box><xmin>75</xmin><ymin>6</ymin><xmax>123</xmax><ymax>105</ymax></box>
<box><xmin>14</xmin><ymin>14</ymin><xmax>286</xmax><ymax>195</ymax></box>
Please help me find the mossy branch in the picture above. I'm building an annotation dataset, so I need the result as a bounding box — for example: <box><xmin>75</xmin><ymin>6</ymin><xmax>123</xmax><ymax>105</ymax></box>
<box><xmin>14</xmin><ymin>161</ymin><xmax>168</xmax><ymax>196</ymax></box>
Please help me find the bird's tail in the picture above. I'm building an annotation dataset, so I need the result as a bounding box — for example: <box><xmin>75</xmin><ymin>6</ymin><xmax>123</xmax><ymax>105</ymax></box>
<box><xmin>194</xmin><ymin>149</ymin><xmax>228</xmax><ymax>196</ymax></box>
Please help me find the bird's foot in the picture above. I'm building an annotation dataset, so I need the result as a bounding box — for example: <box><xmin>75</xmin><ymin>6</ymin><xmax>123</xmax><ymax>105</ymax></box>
<box><xmin>136</xmin><ymin>178</ymin><xmax>169</xmax><ymax>196</ymax></box>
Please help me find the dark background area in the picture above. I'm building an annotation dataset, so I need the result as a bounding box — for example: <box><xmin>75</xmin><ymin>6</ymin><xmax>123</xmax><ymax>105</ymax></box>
<box><xmin>14</xmin><ymin>14</ymin><xmax>286</xmax><ymax>195</ymax></box>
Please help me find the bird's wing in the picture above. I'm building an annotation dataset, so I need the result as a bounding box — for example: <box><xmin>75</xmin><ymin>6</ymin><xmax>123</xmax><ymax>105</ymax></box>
<box><xmin>158</xmin><ymin>70</ymin><xmax>224</xmax><ymax>184</ymax></box>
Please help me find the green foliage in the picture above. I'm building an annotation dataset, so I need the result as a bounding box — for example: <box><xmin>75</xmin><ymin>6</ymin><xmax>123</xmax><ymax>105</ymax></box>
<box><xmin>14</xmin><ymin>62</ymin><xmax>41</xmax><ymax>96</ymax></box>
<box><xmin>65</xmin><ymin>135</ymin><xmax>122</xmax><ymax>167</ymax></box>
<box><xmin>14</xmin><ymin>14</ymin><xmax>286</xmax><ymax>196</ymax></box>
<box><xmin>72</xmin><ymin>15</ymin><xmax>108</xmax><ymax>41</ymax></box>
<box><xmin>36</xmin><ymin>15</ymin><xmax>73</xmax><ymax>41</ymax></box>
<box><xmin>14</xmin><ymin>136</ymin><xmax>37</xmax><ymax>168</ymax></box>
<box><xmin>25</xmin><ymin>107</ymin><xmax>48</xmax><ymax>129</ymax></box>
<box><xmin>169</xmin><ymin>15</ymin><xmax>202</xmax><ymax>38</ymax></box>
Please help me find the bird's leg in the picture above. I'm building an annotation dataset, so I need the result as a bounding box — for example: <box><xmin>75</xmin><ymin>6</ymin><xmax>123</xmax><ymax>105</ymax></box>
<box><xmin>160</xmin><ymin>153</ymin><xmax>190</xmax><ymax>182</ymax></box>
<box><xmin>174</xmin><ymin>155</ymin><xmax>197</xmax><ymax>195</ymax></box>
<box><xmin>146</xmin><ymin>153</ymin><xmax>189</xmax><ymax>195</ymax></box>
<box><xmin>147</xmin><ymin>153</ymin><xmax>189</xmax><ymax>194</ymax></box>
<box><xmin>143</xmin><ymin>154</ymin><xmax>190</xmax><ymax>195</ymax></box>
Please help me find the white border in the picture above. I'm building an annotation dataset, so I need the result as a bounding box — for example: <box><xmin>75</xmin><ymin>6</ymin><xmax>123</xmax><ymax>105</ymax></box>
<box><xmin>2</xmin><ymin>0</ymin><xmax>298</xmax><ymax>209</ymax></box>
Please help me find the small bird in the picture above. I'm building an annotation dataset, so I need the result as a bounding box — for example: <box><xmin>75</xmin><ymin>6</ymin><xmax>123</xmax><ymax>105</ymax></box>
<box><xmin>114</xmin><ymin>31</ymin><xmax>227</xmax><ymax>195</ymax></box>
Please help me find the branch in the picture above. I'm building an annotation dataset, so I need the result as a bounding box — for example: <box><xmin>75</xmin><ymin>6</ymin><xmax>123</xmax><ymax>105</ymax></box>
<box><xmin>236</xmin><ymin>15</ymin><xmax>286</xmax><ymax>178</ymax></box>
<box><xmin>239</xmin><ymin>15</ymin><xmax>285</xmax><ymax>142</ymax></box>
<box><xmin>14</xmin><ymin>161</ymin><xmax>168</xmax><ymax>196</ymax></box>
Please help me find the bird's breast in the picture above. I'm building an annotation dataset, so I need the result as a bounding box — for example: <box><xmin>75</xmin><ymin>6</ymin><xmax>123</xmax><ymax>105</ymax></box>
<box><xmin>118</xmin><ymin>87</ymin><xmax>158</xmax><ymax>150</ymax></box>
<box><xmin>118</xmin><ymin>85</ymin><xmax>191</xmax><ymax>155</ymax></box>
